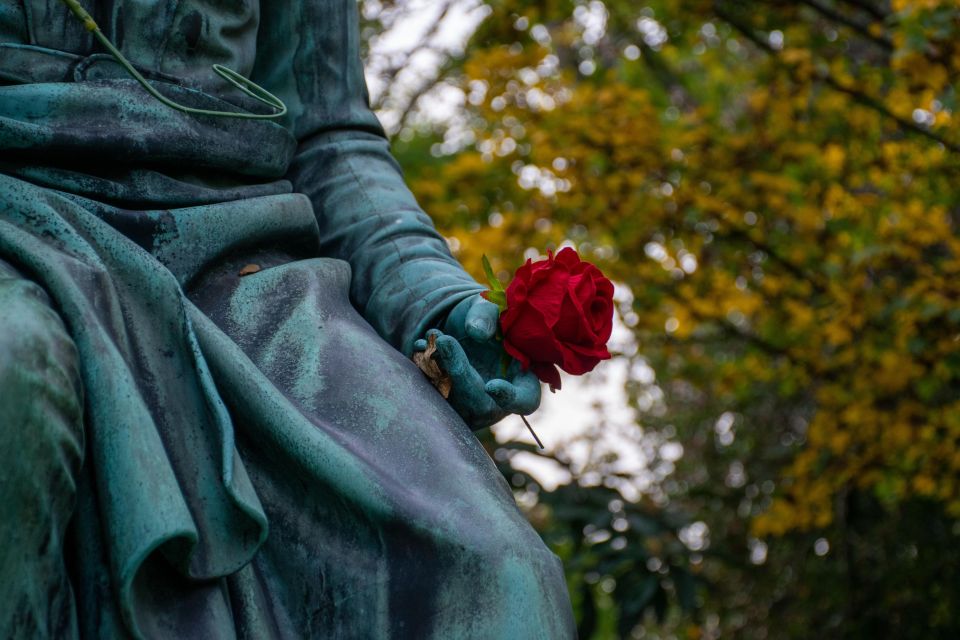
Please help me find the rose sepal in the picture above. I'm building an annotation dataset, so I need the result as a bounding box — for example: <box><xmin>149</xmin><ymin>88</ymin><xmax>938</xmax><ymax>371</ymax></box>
<box><xmin>480</xmin><ymin>254</ymin><xmax>509</xmax><ymax>313</ymax></box>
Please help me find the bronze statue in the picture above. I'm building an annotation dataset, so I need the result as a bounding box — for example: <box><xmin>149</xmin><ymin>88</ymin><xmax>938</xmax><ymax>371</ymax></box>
<box><xmin>0</xmin><ymin>0</ymin><xmax>574</xmax><ymax>637</ymax></box>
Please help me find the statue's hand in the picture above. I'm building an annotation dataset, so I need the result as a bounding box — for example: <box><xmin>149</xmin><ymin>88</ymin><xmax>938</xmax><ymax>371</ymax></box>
<box><xmin>413</xmin><ymin>294</ymin><xmax>541</xmax><ymax>430</ymax></box>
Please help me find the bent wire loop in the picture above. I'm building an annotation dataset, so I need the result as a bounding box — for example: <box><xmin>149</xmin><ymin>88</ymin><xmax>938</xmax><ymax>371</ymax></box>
<box><xmin>60</xmin><ymin>0</ymin><xmax>287</xmax><ymax>120</ymax></box>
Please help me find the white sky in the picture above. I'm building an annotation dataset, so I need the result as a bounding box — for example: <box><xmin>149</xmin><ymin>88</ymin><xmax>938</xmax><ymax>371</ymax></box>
<box><xmin>365</xmin><ymin>0</ymin><xmax>490</xmax><ymax>132</ymax></box>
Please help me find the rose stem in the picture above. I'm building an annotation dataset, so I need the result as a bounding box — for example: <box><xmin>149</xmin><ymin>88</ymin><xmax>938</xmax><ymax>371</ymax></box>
<box><xmin>520</xmin><ymin>415</ymin><xmax>544</xmax><ymax>449</ymax></box>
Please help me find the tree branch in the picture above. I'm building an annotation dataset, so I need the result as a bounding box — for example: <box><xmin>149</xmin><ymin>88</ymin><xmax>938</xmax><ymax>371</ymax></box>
<box><xmin>793</xmin><ymin>0</ymin><xmax>893</xmax><ymax>51</ymax></box>
<box><xmin>721</xmin><ymin>225</ymin><xmax>829</xmax><ymax>295</ymax></box>
<box><xmin>370</xmin><ymin>0</ymin><xmax>455</xmax><ymax>110</ymax></box>
<box><xmin>392</xmin><ymin>71</ymin><xmax>446</xmax><ymax>131</ymax></box>
<box><xmin>714</xmin><ymin>2</ymin><xmax>960</xmax><ymax>154</ymax></box>
<box><xmin>821</xmin><ymin>73</ymin><xmax>960</xmax><ymax>153</ymax></box>
<box><xmin>835</xmin><ymin>0</ymin><xmax>890</xmax><ymax>23</ymax></box>
<box><xmin>638</xmin><ymin>42</ymin><xmax>699</xmax><ymax>112</ymax></box>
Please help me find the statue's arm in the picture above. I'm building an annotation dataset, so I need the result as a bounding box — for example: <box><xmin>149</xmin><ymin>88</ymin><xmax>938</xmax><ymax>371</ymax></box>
<box><xmin>255</xmin><ymin>0</ymin><xmax>481</xmax><ymax>357</ymax></box>
<box><xmin>253</xmin><ymin>0</ymin><xmax>540</xmax><ymax>428</ymax></box>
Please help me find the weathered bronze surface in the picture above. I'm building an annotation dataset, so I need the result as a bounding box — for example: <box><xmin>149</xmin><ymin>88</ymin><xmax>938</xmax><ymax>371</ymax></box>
<box><xmin>0</xmin><ymin>1</ymin><xmax>572</xmax><ymax>637</ymax></box>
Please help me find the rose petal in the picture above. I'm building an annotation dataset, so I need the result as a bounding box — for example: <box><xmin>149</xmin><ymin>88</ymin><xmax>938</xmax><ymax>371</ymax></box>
<box><xmin>594</xmin><ymin>274</ymin><xmax>615</xmax><ymax>299</ymax></box>
<box><xmin>565</xmin><ymin>341</ymin><xmax>612</xmax><ymax>360</ymax></box>
<box><xmin>557</xmin><ymin>336</ymin><xmax>612</xmax><ymax>375</ymax></box>
<box><xmin>554</xmin><ymin>247</ymin><xmax>581</xmax><ymax>269</ymax></box>
<box><xmin>572</xmin><ymin>271</ymin><xmax>597</xmax><ymax>304</ymax></box>
<box><xmin>513</xmin><ymin>258</ymin><xmax>535</xmax><ymax>281</ymax></box>
<box><xmin>501</xmin><ymin>289</ymin><xmax>527</xmax><ymax>332</ymax></box>
<box><xmin>502</xmin><ymin>337</ymin><xmax>531</xmax><ymax>369</ymax></box>
<box><xmin>505</xmin><ymin>278</ymin><xmax>528</xmax><ymax>306</ymax></box>
<box><xmin>527</xmin><ymin>253</ymin><xmax>559</xmax><ymax>280</ymax></box>
<box><xmin>502</xmin><ymin>303</ymin><xmax>565</xmax><ymax>366</ymax></box>
<box><xmin>556</xmin><ymin>347</ymin><xmax>599</xmax><ymax>375</ymax></box>
<box><xmin>589</xmin><ymin>298</ymin><xmax>614</xmax><ymax>342</ymax></box>
<box><xmin>531</xmin><ymin>362</ymin><xmax>562</xmax><ymax>390</ymax></box>
<box><xmin>553</xmin><ymin>291</ymin><xmax>594</xmax><ymax>343</ymax></box>
<box><xmin>557</xmin><ymin>346</ymin><xmax>607</xmax><ymax>375</ymax></box>
<box><xmin>527</xmin><ymin>267</ymin><xmax>570</xmax><ymax>326</ymax></box>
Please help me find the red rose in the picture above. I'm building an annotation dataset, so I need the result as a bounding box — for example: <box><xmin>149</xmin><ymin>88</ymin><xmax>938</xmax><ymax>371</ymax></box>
<box><xmin>499</xmin><ymin>247</ymin><xmax>614</xmax><ymax>390</ymax></box>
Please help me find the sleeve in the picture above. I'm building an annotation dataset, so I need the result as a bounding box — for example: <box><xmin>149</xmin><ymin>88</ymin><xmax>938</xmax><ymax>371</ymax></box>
<box><xmin>252</xmin><ymin>0</ymin><xmax>484</xmax><ymax>355</ymax></box>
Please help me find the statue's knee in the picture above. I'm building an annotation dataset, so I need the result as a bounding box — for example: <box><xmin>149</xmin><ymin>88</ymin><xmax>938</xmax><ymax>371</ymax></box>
<box><xmin>0</xmin><ymin>274</ymin><xmax>84</xmax><ymax>495</ymax></box>
<box><xmin>445</xmin><ymin>514</ymin><xmax>556</xmax><ymax>579</ymax></box>
<box><xmin>0</xmin><ymin>274</ymin><xmax>83</xmax><ymax>639</ymax></box>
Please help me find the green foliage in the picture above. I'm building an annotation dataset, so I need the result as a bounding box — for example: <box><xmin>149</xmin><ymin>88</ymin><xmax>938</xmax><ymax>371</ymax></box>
<box><xmin>483</xmin><ymin>436</ymin><xmax>699</xmax><ymax>638</ymax></box>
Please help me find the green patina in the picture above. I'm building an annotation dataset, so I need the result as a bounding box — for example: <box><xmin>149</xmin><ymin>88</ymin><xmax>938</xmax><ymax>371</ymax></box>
<box><xmin>0</xmin><ymin>1</ymin><xmax>571</xmax><ymax>638</ymax></box>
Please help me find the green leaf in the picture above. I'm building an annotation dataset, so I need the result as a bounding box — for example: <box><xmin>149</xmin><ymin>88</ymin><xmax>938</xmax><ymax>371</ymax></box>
<box><xmin>481</xmin><ymin>254</ymin><xmax>505</xmax><ymax>292</ymax></box>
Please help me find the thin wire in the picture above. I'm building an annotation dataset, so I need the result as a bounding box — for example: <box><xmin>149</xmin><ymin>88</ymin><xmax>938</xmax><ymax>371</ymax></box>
<box><xmin>60</xmin><ymin>0</ymin><xmax>287</xmax><ymax>120</ymax></box>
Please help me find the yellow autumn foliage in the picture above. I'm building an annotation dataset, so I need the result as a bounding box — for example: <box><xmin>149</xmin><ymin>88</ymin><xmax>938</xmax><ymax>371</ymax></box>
<box><xmin>396</xmin><ymin>0</ymin><xmax>960</xmax><ymax>552</ymax></box>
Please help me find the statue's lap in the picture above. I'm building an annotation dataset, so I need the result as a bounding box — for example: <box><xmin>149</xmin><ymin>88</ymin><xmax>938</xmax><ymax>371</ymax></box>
<box><xmin>0</xmin><ymin>212</ymin><xmax>571</xmax><ymax>637</ymax></box>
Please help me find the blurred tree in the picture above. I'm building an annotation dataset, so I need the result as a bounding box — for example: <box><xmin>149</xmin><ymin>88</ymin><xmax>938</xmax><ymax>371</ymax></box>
<box><xmin>364</xmin><ymin>0</ymin><xmax>960</xmax><ymax>637</ymax></box>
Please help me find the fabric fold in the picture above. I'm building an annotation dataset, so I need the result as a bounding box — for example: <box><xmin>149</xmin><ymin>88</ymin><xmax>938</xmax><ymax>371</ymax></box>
<box><xmin>0</xmin><ymin>173</ymin><xmax>269</xmax><ymax>637</ymax></box>
<box><xmin>0</xmin><ymin>81</ymin><xmax>295</xmax><ymax>177</ymax></box>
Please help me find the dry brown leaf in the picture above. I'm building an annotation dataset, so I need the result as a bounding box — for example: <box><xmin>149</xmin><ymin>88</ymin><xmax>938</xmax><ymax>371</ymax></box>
<box><xmin>412</xmin><ymin>333</ymin><xmax>452</xmax><ymax>398</ymax></box>
<box><xmin>239</xmin><ymin>263</ymin><xmax>261</xmax><ymax>277</ymax></box>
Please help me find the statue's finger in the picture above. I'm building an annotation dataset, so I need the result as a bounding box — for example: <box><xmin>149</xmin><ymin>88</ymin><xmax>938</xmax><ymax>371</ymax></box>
<box><xmin>485</xmin><ymin>379</ymin><xmax>517</xmax><ymax>407</ymax></box>
<box><xmin>434</xmin><ymin>335</ymin><xmax>499</xmax><ymax>418</ymax></box>
<box><xmin>434</xmin><ymin>334</ymin><xmax>470</xmax><ymax>377</ymax></box>
<box><xmin>464</xmin><ymin>297</ymin><xmax>499</xmax><ymax>341</ymax></box>
<box><xmin>486</xmin><ymin>371</ymin><xmax>541</xmax><ymax>416</ymax></box>
<box><xmin>512</xmin><ymin>370</ymin><xmax>542</xmax><ymax>414</ymax></box>
<box><xmin>413</xmin><ymin>328</ymin><xmax>444</xmax><ymax>354</ymax></box>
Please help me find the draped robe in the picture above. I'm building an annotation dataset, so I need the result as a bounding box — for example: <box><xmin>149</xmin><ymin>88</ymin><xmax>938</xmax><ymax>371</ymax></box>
<box><xmin>0</xmin><ymin>1</ymin><xmax>575</xmax><ymax>637</ymax></box>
